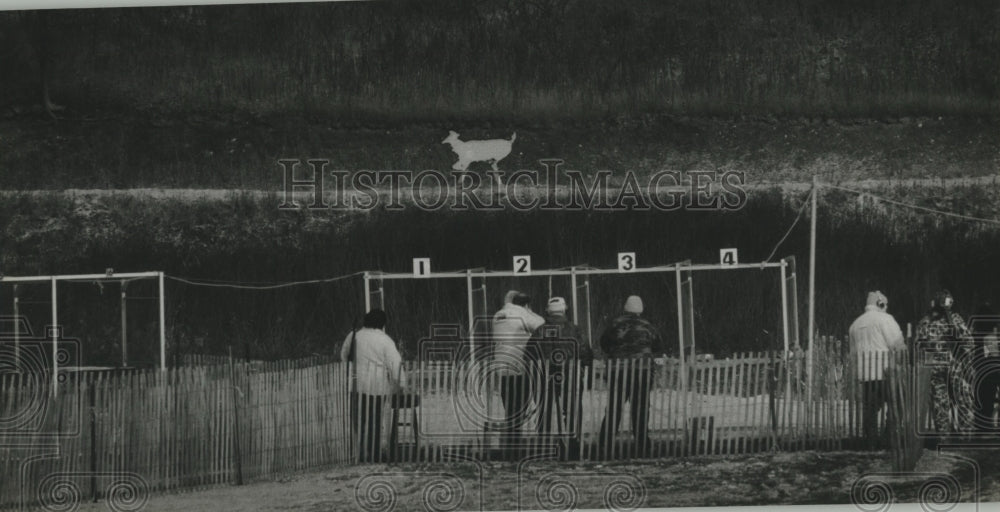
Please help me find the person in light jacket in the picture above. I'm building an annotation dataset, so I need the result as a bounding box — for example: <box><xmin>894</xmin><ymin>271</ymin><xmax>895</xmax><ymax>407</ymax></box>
<box><xmin>341</xmin><ymin>309</ymin><xmax>406</xmax><ymax>462</ymax></box>
<box><xmin>848</xmin><ymin>291</ymin><xmax>905</xmax><ymax>447</ymax></box>
<box><xmin>491</xmin><ymin>291</ymin><xmax>545</xmax><ymax>450</ymax></box>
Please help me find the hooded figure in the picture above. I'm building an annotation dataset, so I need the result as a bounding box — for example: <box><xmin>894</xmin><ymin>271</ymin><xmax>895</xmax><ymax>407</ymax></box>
<box><xmin>916</xmin><ymin>289</ymin><xmax>972</xmax><ymax>433</ymax></box>
<box><xmin>848</xmin><ymin>290</ymin><xmax>905</xmax><ymax>448</ymax></box>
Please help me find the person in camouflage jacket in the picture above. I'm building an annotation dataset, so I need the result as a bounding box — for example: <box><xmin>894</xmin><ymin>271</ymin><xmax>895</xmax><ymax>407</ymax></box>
<box><xmin>915</xmin><ymin>290</ymin><xmax>972</xmax><ymax>433</ymax></box>
<box><xmin>597</xmin><ymin>295</ymin><xmax>666</xmax><ymax>455</ymax></box>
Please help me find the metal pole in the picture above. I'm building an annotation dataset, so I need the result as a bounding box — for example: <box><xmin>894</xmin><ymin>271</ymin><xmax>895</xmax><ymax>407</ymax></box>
<box><xmin>583</xmin><ymin>280</ymin><xmax>592</xmax><ymax>350</ymax></box>
<box><xmin>158</xmin><ymin>272</ymin><xmax>166</xmax><ymax>370</ymax></box>
<box><xmin>675</xmin><ymin>265</ymin><xmax>685</xmax><ymax>378</ymax></box>
<box><xmin>466</xmin><ymin>270</ymin><xmax>475</xmax><ymax>365</ymax></box>
<box><xmin>570</xmin><ymin>267</ymin><xmax>578</xmax><ymax>325</ymax></box>
<box><xmin>363</xmin><ymin>272</ymin><xmax>371</xmax><ymax>313</ymax></box>
<box><xmin>13</xmin><ymin>285</ymin><xmax>19</xmax><ymax>369</ymax></box>
<box><xmin>121</xmin><ymin>282</ymin><xmax>128</xmax><ymax>367</ymax></box>
<box><xmin>780</xmin><ymin>259</ymin><xmax>791</xmax><ymax>438</ymax></box>
<box><xmin>780</xmin><ymin>260</ymin><xmax>789</xmax><ymax>355</ymax></box>
<box><xmin>807</xmin><ymin>176</ymin><xmax>818</xmax><ymax>422</ymax></box>
<box><xmin>51</xmin><ymin>277</ymin><xmax>58</xmax><ymax>396</ymax></box>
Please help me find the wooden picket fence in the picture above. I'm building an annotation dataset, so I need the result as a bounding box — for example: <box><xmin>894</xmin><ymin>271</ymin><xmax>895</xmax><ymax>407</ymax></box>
<box><xmin>0</xmin><ymin>356</ymin><xmax>352</xmax><ymax>510</ymax></box>
<box><xmin>0</xmin><ymin>340</ymin><xmax>933</xmax><ymax>509</ymax></box>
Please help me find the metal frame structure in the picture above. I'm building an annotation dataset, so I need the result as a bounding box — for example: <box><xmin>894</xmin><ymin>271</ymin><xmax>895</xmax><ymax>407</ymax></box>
<box><xmin>361</xmin><ymin>258</ymin><xmax>798</xmax><ymax>363</ymax></box>
<box><xmin>1</xmin><ymin>271</ymin><xmax>167</xmax><ymax>394</ymax></box>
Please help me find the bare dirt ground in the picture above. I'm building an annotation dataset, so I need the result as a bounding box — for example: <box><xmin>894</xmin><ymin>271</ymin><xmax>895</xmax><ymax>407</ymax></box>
<box><xmin>70</xmin><ymin>449</ymin><xmax>998</xmax><ymax>511</ymax></box>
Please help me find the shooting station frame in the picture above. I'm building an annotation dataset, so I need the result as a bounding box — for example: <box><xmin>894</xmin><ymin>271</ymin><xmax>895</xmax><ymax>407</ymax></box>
<box><xmin>0</xmin><ymin>271</ymin><xmax>167</xmax><ymax>394</ymax></box>
<box><xmin>361</xmin><ymin>256</ymin><xmax>800</xmax><ymax>371</ymax></box>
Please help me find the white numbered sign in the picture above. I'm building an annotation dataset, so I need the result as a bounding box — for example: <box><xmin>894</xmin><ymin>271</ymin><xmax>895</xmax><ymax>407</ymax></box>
<box><xmin>413</xmin><ymin>258</ymin><xmax>431</xmax><ymax>277</ymax></box>
<box><xmin>720</xmin><ymin>248</ymin><xmax>738</xmax><ymax>267</ymax></box>
<box><xmin>617</xmin><ymin>252</ymin><xmax>637</xmax><ymax>272</ymax></box>
<box><xmin>513</xmin><ymin>255</ymin><xmax>532</xmax><ymax>274</ymax></box>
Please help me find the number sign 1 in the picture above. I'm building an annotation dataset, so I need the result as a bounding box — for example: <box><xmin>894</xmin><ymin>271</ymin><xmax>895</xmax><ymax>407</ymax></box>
<box><xmin>413</xmin><ymin>258</ymin><xmax>431</xmax><ymax>277</ymax></box>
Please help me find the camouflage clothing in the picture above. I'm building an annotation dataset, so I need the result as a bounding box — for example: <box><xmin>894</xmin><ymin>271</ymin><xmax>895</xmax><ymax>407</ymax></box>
<box><xmin>599</xmin><ymin>314</ymin><xmax>666</xmax><ymax>359</ymax></box>
<box><xmin>915</xmin><ymin>311</ymin><xmax>970</xmax><ymax>347</ymax></box>
<box><xmin>915</xmin><ymin>310</ymin><xmax>972</xmax><ymax>433</ymax></box>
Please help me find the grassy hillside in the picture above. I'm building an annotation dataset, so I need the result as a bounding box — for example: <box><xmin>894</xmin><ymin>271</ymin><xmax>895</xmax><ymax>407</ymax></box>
<box><xmin>1</xmin><ymin>0</ymin><xmax>997</xmax><ymax>119</ymax></box>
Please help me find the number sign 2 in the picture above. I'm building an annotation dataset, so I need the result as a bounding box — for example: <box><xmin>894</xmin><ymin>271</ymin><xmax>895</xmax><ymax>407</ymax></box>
<box><xmin>513</xmin><ymin>255</ymin><xmax>531</xmax><ymax>274</ymax></box>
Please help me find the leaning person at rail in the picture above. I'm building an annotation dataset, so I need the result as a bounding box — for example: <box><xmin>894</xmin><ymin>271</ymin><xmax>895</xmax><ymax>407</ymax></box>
<box><xmin>848</xmin><ymin>290</ymin><xmax>905</xmax><ymax>449</ymax></box>
<box><xmin>341</xmin><ymin>309</ymin><xmax>407</xmax><ymax>463</ymax></box>
<box><xmin>525</xmin><ymin>297</ymin><xmax>594</xmax><ymax>457</ymax></box>
<box><xmin>492</xmin><ymin>291</ymin><xmax>545</xmax><ymax>457</ymax></box>
<box><xmin>598</xmin><ymin>295</ymin><xmax>666</xmax><ymax>457</ymax></box>
<box><xmin>915</xmin><ymin>290</ymin><xmax>972</xmax><ymax>435</ymax></box>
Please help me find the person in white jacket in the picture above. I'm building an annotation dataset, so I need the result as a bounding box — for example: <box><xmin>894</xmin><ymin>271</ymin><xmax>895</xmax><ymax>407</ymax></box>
<box><xmin>341</xmin><ymin>309</ymin><xmax>406</xmax><ymax>462</ymax></box>
<box><xmin>848</xmin><ymin>291</ymin><xmax>905</xmax><ymax>447</ymax></box>
<box><xmin>491</xmin><ymin>291</ymin><xmax>545</xmax><ymax>450</ymax></box>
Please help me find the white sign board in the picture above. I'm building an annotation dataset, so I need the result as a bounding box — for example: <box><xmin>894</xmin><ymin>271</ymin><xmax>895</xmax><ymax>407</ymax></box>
<box><xmin>720</xmin><ymin>248</ymin><xmax>738</xmax><ymax>267</ymax></box>
<box><xmin>513</xmin><ymin>255</ymin><xmax>532</xmax><ymax>274</ymax></box>
<box><xmin>617</xmin><ymin>252</ymin><xmax>636</xmax><ymax>272</ymax></box>
<box><xmin>413</xmin><ymin>258</ymin><xmax>431</xmax><ymax>277</ymax></box>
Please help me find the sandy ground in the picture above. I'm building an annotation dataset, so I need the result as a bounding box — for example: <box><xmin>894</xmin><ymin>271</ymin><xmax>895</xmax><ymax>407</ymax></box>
<box><xmin>66</xmin><ymin>449</ymin><xmax>998</xmax><ymax>511</ymax></box>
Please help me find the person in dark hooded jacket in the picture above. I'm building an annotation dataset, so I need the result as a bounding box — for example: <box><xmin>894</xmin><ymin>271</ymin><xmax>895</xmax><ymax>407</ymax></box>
<box><xmin>525</xmin><ymin>297</ymin><xmax>593</xmax><ymax>447</ymax></box>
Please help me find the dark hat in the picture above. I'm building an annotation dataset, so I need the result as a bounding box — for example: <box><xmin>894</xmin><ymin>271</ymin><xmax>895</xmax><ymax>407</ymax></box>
<box><xmin>363</xmin><ymin>309</ymin><xmax>387</xmax><ymax>329</ymax></box>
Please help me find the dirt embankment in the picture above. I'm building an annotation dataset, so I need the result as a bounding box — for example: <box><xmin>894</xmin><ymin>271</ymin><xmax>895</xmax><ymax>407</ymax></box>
<box><xmin>0</xmin><ymin>113</ymin><xmax>996</xmax><ymax>190</ymax></box>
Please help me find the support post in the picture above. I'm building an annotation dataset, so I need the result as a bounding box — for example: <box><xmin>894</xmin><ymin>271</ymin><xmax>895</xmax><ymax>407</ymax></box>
<box><xmin>807</xmin><ymin>176</ymin><xmax>818</xmax><ymax>417</ymax></box>
<box><xmin>780</xmin><ymin>260</ymin><xmax>790</xmax><ymax>355</ymax></box>
<box><xmin>780</xmin><ymin>259</ymin><xmax>791</xmax><ymax>440</ymax></box>
<box><xmin>466</xmin><ymin>270</ymin><xmax>475</xmax><ymax>365</ymax></box>
<box><xmin>13</xmin><ymin>285</ymin><xmax>19</xmax><ymax>369</ymax></box>
<box><xmin>121</xmin><ymin>282</ymin><xmax>128</xmax><ymax>367</ymax></box>
<box><xmin>51</xmin><ymin>277</ymin><xmax>58</xmax><ymax>395</ymax></box>
<box><xmin>675</xmin><ymin>264</ymin><xmax>686</xmax><ymax>388</ymax></box>
<box><xmin>158</xmin><ymin>271</ymin><xmax>166</xmax><ymax>370</ymax></box>
<box><xmin>363</xmin><ymin>272</ymin><xmax>371</xmax><ymax>313</ymax></box>
<box><xmin>570</xmin><ymin>267</ymin><xmax>578</xmax><ymax>325</ymax></box>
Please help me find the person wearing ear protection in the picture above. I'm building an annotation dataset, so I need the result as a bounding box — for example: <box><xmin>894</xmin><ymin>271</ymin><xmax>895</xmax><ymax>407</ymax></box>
<box><xmin>916</xmin><ymin>289</ymin><xmax>971</xmax><ymax>433</ymax></box>
<box><xmin>849</xmin><ymin>290</ymin><xmax>905</xmax><ymax>448</ymax></box>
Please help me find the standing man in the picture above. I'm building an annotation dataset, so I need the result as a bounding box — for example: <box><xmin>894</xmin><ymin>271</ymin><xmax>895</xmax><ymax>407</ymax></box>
<box><xmin>598</xmin><ymin>295</ymin><xmax>666</xmax><ymax>455</ymax></box>
<box><xmin>526</xmin><ymin>297</ymin><xmax>594</xmax><ymax>453</ymax></box>
<box><xmin>848</xmin><ymin>291</ymin><xmax>905</xmax><ymax>448</ymax></box>
<box><xmin>341</xmin><ymin>309</ymin><xmax>406</xmax><ymax>463</ymax></box>
<box><xmin>915</xmin><ymin>289</ymin><xmax>971</xmax><ymax>434</ymax></box>
<box><xmin>492</xmin><ymin>292</ymin><xmax>545</xmax><ymax>453</ymax></box>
